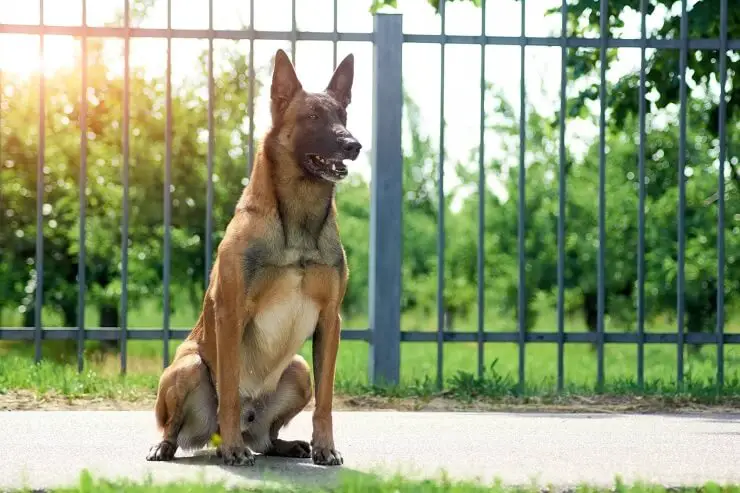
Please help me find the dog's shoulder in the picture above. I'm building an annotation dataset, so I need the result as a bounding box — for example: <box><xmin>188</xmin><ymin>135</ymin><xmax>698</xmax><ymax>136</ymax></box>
<box><xmin>316</xmin><ymin>207</ymin><xmax>346</xmax><ymax>272</ymax></box>
<box><xmin>217</xmin><ymin>203</ymin><xmax>273</xmax><ymax>252</ymax></box>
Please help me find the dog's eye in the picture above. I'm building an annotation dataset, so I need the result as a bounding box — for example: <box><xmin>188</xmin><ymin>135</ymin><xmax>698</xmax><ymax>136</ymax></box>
<box><xmin>309</xmin><ymin>114</ymin><xmax>319</xmax><ymax>120</ymax></box>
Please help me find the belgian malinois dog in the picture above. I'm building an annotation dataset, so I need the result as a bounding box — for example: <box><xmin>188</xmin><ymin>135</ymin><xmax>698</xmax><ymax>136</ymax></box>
<box><xmin>145</xmin><ymin>48</ymin><xmax>360</xmax><ymax>467</ymax></box>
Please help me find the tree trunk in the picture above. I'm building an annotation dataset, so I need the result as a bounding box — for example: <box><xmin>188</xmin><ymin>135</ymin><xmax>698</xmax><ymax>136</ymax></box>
<box><xmin>98</xmin><ymin>303</ymin><xmax>120</xmax><ymax>352</ymax></box>
<box><xmin>61</xmin><ymin>302</ymin><xmax>77</xmax><ymax>328</ymax></box>
<box><xmin>685</xmin><ymin>283</ymin><xmax>718</xmax><ymax>355</ymax></box>
<box><xmin>444</xmin><ymin>309</ymin><xmax>455</xmax><ymax>332</ymax></box>
<box><xmin>23</xmin><ymin>307</ymin><xmax>34</xmax><ymax>327</ymax></box>
<box><xmin>583</xmin><ymin>291</ymin><xmax>598</xmax><ymax>351</ymax></box>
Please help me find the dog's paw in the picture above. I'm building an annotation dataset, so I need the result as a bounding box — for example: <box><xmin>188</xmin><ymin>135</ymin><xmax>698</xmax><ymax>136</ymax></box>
<box><xmin>311</xmin><ymin>445</ymin><xmax>343</xmax><ymax>466</ymax></box>
<box><xmin>146</xmin><ymin>440</ymin><xmax>177</xmax><ymax>461</ymax></box>
<box><xmin>265</xmin><ymin>439</ymin><xmax>311</xmax><ymax>459</ymax></box>
<box><xmin>284</xmin><ymin>440</ymin><xmax>312</xmax><ymax>459</ymax></box>
<box><xmin>218</xmin><ymin>444</ymin><xmax>256</xmax><ymax>466</ymax></box>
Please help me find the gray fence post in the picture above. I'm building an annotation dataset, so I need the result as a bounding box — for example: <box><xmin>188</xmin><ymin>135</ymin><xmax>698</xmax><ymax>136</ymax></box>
<box><xmin>368</xmin><ymin>13</ymin><xmax>403</xmax><ymax>386</ymax></box>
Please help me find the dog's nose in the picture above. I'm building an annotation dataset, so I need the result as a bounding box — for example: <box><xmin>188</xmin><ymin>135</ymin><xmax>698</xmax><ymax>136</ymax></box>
<box><xmin>340</xmin><ymin>137</ymin><xmax>362</xmax><ymax>160</ymax></box>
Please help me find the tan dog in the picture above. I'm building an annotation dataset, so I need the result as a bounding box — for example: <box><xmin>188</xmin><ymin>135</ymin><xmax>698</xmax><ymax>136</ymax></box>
<box><xmin>145</xmin><ymin>48</ymin><xmax>360</xmax><ymax>467</ymax></box>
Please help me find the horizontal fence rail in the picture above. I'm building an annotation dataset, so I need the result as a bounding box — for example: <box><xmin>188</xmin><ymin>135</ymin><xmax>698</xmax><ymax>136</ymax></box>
<box><xmin>0</xmin><ymin>0</ymin><xmax>736</xmax><ymax>391</ymax></box>
<box><xmin>4</xmin><ymin>328</ymin><xmax>740</xmax><ymax>345</ymax></box>
<box><xmin>2</xmin><ymin>25</ymin><xmax>740</xmax><ymax>49</ymax></box>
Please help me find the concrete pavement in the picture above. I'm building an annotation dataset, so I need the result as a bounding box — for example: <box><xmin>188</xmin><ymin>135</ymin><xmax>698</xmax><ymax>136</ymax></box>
<box><xmin>1</xmin><ymin>410</ymin><xmax>739</xmax><ymax>490</ymax></box>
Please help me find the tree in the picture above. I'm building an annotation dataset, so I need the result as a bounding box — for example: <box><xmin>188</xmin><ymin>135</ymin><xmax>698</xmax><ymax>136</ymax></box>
<box><xmin>0</xmin><ymin>37</ymin><xmax>256</xmax><ymax>337</ymax></box>
<box><xmin>371</xmin><ymin>0</ymin><xmax>738</xmax><ymax>341</ymax></box>
<box><xmin>549</xmin><ymin>0</ymin><xmax>740</xmax><ymax>341</ymax></box>
<box><xmin>0</xmin><ymin>20</ymin><xmax>448</xmax><ymax>342</ymax></box>
<box><xmin>446</xmin><ymin>84</ymin><xmax>738</xmax><ymax>344</ymax></box>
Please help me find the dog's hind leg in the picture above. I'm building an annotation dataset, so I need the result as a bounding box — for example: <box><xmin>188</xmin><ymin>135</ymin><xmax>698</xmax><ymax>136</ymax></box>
<box><xmin>242</xmin><ymin>354</ymin><xmax>313</xmax><ymax>459</ymax></box>
<box><xmin>146</xmin><ymin>342</ymin><xmax>217</xmax><ymax>461</ymax></box>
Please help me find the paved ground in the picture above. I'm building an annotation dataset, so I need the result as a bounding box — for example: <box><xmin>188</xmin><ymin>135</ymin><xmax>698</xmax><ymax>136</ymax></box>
<box><xmin>1</xmin><ymin>411</ymin><xmax>740</xmax><ymax>490</ymax></box>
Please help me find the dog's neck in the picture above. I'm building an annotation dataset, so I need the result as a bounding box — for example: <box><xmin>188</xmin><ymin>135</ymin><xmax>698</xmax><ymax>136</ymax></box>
<box><xmin>237</xmin><ymin>139</ymin><xmax>336</xmax><ymax>241</ymax></box>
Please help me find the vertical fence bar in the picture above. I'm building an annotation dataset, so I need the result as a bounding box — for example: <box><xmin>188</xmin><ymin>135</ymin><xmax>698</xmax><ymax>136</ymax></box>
<box><xmin>290</xmin><ymin>0</ymin><xmax>297</xmax><ymax>64</ymax></box>
<box><xmin>77</xmin><ymin>0</ymin><xmax>88</xmax><ymax>373</ymax></box>
<box><xmin>715</xmin><ymin>0</ymin><xmax>728</xmax><ymax>390</ymax></box>
<box><xmin>0</xmin><ymin>62</ymin><xmax>2</xmax><ymax>334</ymax></box>
<box><xmin>0</xmin><ymin>68</ymin><xmax>2</xmax><ymax>265</ymax></box>
<box><xmin>676</xmin><ymin>0</ymin><xmax>688</xmax><ymax>389</ymax></box>
<box><xmin>0</xmin><ymin>66</ymin><xmax>2</xmax><ymax>217</ymax></box>
<box><xmin>205</xmin><ymin>0</ymin><xmax>214</xmax><ymax>287</ymax></box>
<box><xmin>517</xmin><ymin>0</ymin><xmax>527</xmax><ymax>393</ymax></box>
<box><xmin>247</xmin><ymin>0</ymin><xmax>255</xmax><ymax>178</ymax></box>
<box><xmin>476</xmin><ymin>0</ymin><xmax>486</xmax><ymax>379</ymax></box>
<box><xmin>596</xmin><ymin>0</ymin><xmax>607</xmax><ymax>391</ymax></box>
<box><xmin>369</xmin><ymin>13</ymin><xmax>403</xmax><ymax>386</ymax></box>
<box><xmin>636</xmin><ymin>0</ymin><xmax>647</xmax><ymax>389</ymax></box>
<box><xmin>34</xmin><ymin>0</ymin><xmax>46</xmax><ymax>363</ymax></box>
<box><xmin>162</xmin><ymin>0</ymin><xmax>173</xmax><ymax>368</ymax></box>
<box><xmin>556</xmin><ymin>0</ymin><xmax>567</xmax><ymax>392</ymax></box>
<box><xmin>120</xmin><ymin>0</ymin><xmax>131</xmax><ymax>375</ymax></box>
<box><xmin>332</xmin><ymin>0</ymin><xmax>338</xmax><ymax>69</ymax></box>
<box><xmin>436</xmin><ymin>1</ymin><xmax>447</xmax><ymax>390</ymax></box>
<box><xmin>0</xmin><ymin>65</ymin><xmax>2</xmax><ymax>190</ymax></box>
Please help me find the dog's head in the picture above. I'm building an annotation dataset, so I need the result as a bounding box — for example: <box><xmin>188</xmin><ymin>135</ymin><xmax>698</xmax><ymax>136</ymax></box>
<box><xmin>268</xmin><ymin>49</ymin><xmax>361</xmax><ymax>183</ymax></box>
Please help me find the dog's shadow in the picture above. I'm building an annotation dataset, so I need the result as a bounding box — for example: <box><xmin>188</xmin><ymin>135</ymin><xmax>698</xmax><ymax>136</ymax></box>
<box><xmin>170</xmin><ymin>449</ymin><xmax>374</xmax><ymax>488</ymax></box>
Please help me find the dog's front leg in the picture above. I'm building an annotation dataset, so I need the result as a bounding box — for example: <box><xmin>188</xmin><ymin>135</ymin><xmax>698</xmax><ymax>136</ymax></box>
<box><xmin>213</xmin><ymin>282</ymin><xmax>254</xmax><ymax>466</ymax></box>
<box><xmin>310</xmin><ymin>309</ymin><xmax>342</xmax><ymax>466</ymax></box>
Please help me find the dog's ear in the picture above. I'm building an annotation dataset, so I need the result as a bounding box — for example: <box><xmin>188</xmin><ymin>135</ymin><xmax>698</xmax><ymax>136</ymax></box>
<box><xmin>326</xmin><ymin>53</ymin><xmax>354</xmax><ymax>108</ymax></box>
<box><xmin>271</xmin><ymin>49</ymin><xmax>302</xmax><ymax>113</ymax></box>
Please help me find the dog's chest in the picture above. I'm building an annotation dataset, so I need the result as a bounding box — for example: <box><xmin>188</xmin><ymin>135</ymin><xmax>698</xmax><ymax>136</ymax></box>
<box><xmin>253</xmin><ymin>270</ymin><xmax>320</xmax><ymax>348</ymax></box>
<box><xmin>238</xmin><ymin>269</ymin><xmax>320</xmax><ymax>396</ymax></box>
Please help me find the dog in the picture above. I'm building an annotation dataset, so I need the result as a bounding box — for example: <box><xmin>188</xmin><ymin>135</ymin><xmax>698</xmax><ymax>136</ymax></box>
<box><xmin>145</xmin><ymin>48</ymin><xmax>361</xmax><ymax>467</ymax></box>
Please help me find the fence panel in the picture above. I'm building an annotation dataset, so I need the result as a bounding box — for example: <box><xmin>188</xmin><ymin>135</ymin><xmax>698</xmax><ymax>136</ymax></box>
<box><xmin>0</xmin><ymin>0</ymin><xmax>736</xmax><ymax>392</ymax></box>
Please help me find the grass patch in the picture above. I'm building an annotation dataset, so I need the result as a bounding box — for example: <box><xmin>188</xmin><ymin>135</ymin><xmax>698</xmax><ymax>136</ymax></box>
<box><xmin>3</xmin><ymin>349</ymin><xmax>740</xmax><ymax>409</ymax></box>
<box><xmin>28</xmin><ymin>469</ymin><xmax>740</xmax><ymax>493</ymax></box>
<box><xmin>0</xmin><ymin>354</ymin><xmax>157</xmax><ymax>400</ymax></box>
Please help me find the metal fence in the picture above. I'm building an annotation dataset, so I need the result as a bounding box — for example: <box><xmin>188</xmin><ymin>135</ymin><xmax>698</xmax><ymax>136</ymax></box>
<box><xmin>0</xmin><ymin>0</ymin><xmax>736</xmax><ymax>390</ymax></box>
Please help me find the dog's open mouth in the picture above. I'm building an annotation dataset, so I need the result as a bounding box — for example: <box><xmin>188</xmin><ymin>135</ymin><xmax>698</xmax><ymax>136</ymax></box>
<box><xmin>305</xmin><ymin>154</ymin><xmax>349</xmax><ymax>182</ymax></box>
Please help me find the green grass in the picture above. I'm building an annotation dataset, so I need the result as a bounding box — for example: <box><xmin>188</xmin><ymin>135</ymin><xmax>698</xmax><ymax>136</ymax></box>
<box><xmin>3</xmin><ymin>340</ymin><xmax>740</xmax><ymax>406</ymax></box>
<box><xmin>22</xmin><ymin>469</ymin><xmax>740</xmax><ymax>493</ymax></box>
<box><xmin>2</xmin><ymin>297</ymin><xmax>740</xmax><ymax>405</ymax></box>
<box><xmin>0</xmin><ymin>354</ymin><xmax>158</xmax><ymax>400</ymax></box>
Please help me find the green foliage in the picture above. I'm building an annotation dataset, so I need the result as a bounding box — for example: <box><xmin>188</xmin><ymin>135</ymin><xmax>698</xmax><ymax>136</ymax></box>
<box><xmin>0</xmin><ymin>31</ymin><xmax>447</xmax><ymax>331</ymax></box>
<box><xmin>553</xmin><ymin>0</ymin><xmax>740</xmax><ymax>196</ymax></box>
<box><xmin>372</xmin><ymin>0</ymin><xmax>740</xmax><ymax>207</ymax></box>
<box><xmin>367</xmin><ymin>0</ymin><xmax>740</xmax><ymax>337</ymax></box>
<box><xmin>0</xmin><ymin>37</ymin><xmax>257</xmax><ymax>328</ymax></box>
<box><xmin>445</xmin><ymin>89</ymin><xmax>740</xmax><ymax>336</ymax></box>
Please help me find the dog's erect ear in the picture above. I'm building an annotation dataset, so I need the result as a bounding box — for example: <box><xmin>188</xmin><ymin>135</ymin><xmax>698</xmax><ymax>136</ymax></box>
<box><xmin>326</xmin><ymin>53</ymin><xmax>354</xmax><ymax>108</ymax></box>
<box><xmin>271</xmin><ymin>49</ymin><xmax>302</xmax><ymax>112</ymax></box>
